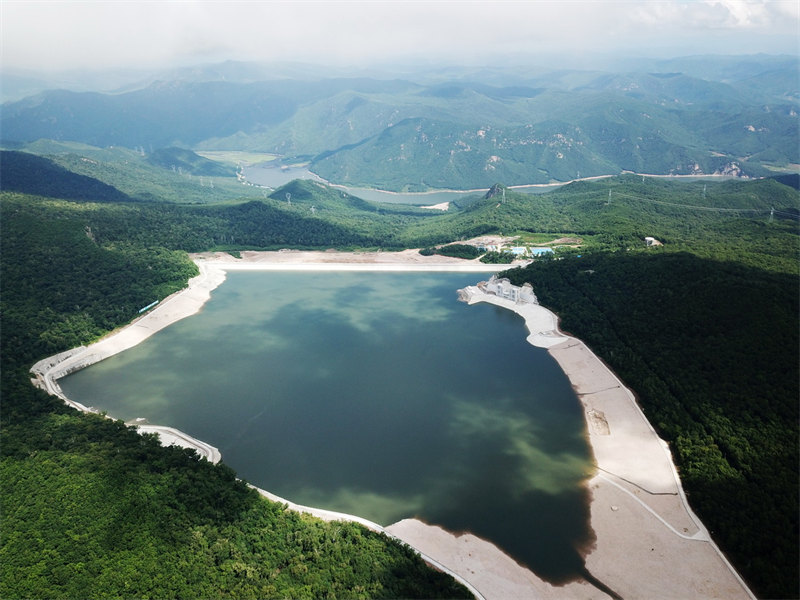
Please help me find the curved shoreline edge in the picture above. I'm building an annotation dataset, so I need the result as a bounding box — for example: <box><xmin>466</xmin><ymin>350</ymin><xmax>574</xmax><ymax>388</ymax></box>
<box><xmin>456</xmin><ymin>285</ymin><xmax>755</xmax><ymax>599</ymax></box>
<box><xmin>29</xmin><ymin>253</ymin><xmax>505</xmax><ymax>600</ymax></box>
<box><xmin>29</xmin><ymin>253</ymin><xmax>755</xmax><ymax>599</ymax></box>
<box><xmin>31</xmin><ymin>261</ymin><xmax>228</xmax><ymax>463</ymax></box>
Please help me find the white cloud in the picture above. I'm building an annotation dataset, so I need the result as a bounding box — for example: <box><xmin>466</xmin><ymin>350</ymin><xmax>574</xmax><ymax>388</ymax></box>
<box><xmin>710</xmin><ymin>0</ymin><xmax>800</xmax><ymax>28</ymax></box>
<box><xmin>632</xmin><ymin>0</ymin><xmax>799</xmax><ymax>31</ymax></box>
<box><xmin>1</xmin><ymin>0</ymin><xmax>797</xmax><ymax>74</ymax></box>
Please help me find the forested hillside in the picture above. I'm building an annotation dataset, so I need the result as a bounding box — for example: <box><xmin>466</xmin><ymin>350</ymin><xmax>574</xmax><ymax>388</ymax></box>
<box><xmin>1</xmin><ymin>145</ymin><xmax>798</xmax><ymax>598</ymax></box>
<box><xmin>504</xmin><ymin>252</ymin><xmax>798</xmax><ymax>598</ymax></box>
<box><xmin>146</xmin><ymin>146</ymin><xmax>237</xmax><ymax>177</ymax></box>
<box><xmin>0</xmin><ymin>146</ymin><xmax>264</xmax><ymax>204</ymax></box>
<box><xmin>0</xmin><ymin>151</ymin><xmax>132</xmax><ymax>202</ymax></box>
<box><xmin>0</xmin><ymin>190</ymin><xmax>471</xmax><ymax>599</ymax></box>
<box><xmin>3</xmin><ymin>56</ymin><xmax>797</xmax><ymax>189</ymax></box>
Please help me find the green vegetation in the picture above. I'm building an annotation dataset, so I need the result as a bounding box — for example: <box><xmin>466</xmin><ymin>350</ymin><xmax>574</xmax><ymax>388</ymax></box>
<box><xmin>0</xmin><ymin>146</ymin><xmax>265</xmax><ymax>204</ymax></box>
<box><xmin>502</xmin><ymin>252</ymin><xmax>798</xmax><ymax>599</ymax></box>
<box><xmin>1</xmin><ymin>147</ymin><xmax>798</xmax><ymax>598</ymax></box>
<box><xmin>0</xmin><ymin>151</ymin><xmax>132</xmax><ymax>203</ymax></box>
<box><xmin>425</xmin><ymin>244</ymin><xmax>483</xmax><ymax>259</ymax></box>
<box><xmin>47</xmin><ymin>150</ymin><xmax>263</xmax><ymax>205</ymax></box>
<box><xmin>3</xmin><ymin>58</ymin><xmax>798</xmax><ymax>190</ymax></box>
<box><xmin>146</xmin><ymin>147</ymin><xmax>236</xmax><ymax>177</ymax></box>
<box><xmin>479</xmin><ymin>251</ymin><xmax>515</xmax><ymax>264</ymax></box>
<box><xmin>0</xmin><ymin>191</ymin><xmax>471</xmax><ymax>599</ymax></box>
<box><xmin>0</xmin><ymin>195</ymin><xmax>197</xmax><ymax>364</ymax></box>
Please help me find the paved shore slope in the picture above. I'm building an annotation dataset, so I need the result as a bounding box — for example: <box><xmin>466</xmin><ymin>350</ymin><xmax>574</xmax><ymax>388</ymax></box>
<box><xmin>31</xmin><ymin>252</ymin><xmax>754</xmax><ymax>599</ymax></box>
<box><xmin>402</xmin><ymin>284</ymin><xmax>753</xmax><ymax>599</ymax></box>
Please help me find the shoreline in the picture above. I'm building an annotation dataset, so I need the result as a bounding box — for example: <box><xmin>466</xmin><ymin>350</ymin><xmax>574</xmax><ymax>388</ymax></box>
<box><xmin>30</xmin><ymin>260</ymin><xmax>229</xmax><ymax>462</ymax></box>
<box><xmin>30</xmin><ymin>251</ymin><xmax>754</xmax><ymax>599</ymax></box>
<box><xmin>446</xmin><ymin>285</ymin><xmax>754</xmax><ymax>599</ymax></box>
<box><xmin>273</xmin><ymin>166</ymin><xmax>747</xmax><ymax>197</ymax></box>
<box><xmin>29</xmin><ymin>250</ymin><xmax>511</xmax><ymax>598</ymax></box>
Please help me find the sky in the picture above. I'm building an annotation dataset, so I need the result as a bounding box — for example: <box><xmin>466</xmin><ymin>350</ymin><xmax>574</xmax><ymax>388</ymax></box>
<box><xmin>1</xmin><ymin>0</ymin><xmax>798</xmax><ymax>74</ymax></box>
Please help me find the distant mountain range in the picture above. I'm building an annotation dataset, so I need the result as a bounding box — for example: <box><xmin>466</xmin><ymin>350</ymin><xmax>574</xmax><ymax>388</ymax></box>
<box><xmin>2</xmin><ymin>55</ymin><xmax>797</xmax><ymax>190</ymax></box>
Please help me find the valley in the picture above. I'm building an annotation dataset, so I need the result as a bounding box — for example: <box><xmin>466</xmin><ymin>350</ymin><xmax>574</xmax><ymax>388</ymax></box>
<box><xmin>3</xmin><ymin>56</ymin><xmax>798</xmax><ymax>191</ymax></box>
<box><xmin>1</xmin><ymin>53</ymin><xmax>798</xmax><ymax>599</ymax></box>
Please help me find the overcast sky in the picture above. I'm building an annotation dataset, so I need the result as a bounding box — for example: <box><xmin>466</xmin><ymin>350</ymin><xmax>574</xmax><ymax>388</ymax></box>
<box><xmin>2</xmin><ymin>1</ymin><xmax>798</xmax><ymax>74</ymax></box>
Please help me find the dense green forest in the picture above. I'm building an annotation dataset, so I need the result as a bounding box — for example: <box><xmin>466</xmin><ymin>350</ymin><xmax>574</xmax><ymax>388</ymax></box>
<box><xmin>503</xmin><ymin>252</ymin><xmax>798</xmax><ymax>598</ymax></box>
<box><xmin>0</xmin><ymin>188</ymin><xmax>471</xmax><ymax>598</ymax></box>
<box><xmin>0</xmin><ymin>150</ymin><xmax>133</xmax><ymax>203</ymax></box>
<box><xmin>1</xmin><ymin>147</ymin><xmax>798</xmax><ymax>598</ymax></box>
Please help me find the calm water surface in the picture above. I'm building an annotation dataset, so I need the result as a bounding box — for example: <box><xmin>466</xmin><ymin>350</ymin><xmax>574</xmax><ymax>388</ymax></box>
<box><xmin>61</xmin><ymin>272</ymin><xmax>595</xmax><ymax>583</ymax></box>
<box><xmin>242</xmin><ymin>164</ymin><xmax>476</xmax><ymax>205</ymax></box>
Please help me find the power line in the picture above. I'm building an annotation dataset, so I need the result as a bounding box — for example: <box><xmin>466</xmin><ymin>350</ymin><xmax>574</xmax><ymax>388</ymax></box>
<box><xmin>609</xmin><ymin>191</ymin><xmax>768</xmax><ymax>214</ymax></box>
<box><xmin>606</xmin><ymin>191</ymin><xmax>800</xmax><ymax>222</ymax></box>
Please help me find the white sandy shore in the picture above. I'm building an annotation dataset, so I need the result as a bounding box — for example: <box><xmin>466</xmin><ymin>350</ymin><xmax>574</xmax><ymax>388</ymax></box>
<box><xmin>199</xmin><ymin>249</ymin><xmax>509</xmax><ymax>271</ymax></box>
<box><xmin>413</xmin><ymin>286</ymin><xmax>752</xmax><ymax>599</ymax></box>
<box><xmin>28</xmin><ymin>250</ymin><xmax>511</xmax><ymax>597</ymax></box>
<box><xmin>30</xmin><ymin>250</ymin><xmax>754</xmax><ymax>599</ymax></box>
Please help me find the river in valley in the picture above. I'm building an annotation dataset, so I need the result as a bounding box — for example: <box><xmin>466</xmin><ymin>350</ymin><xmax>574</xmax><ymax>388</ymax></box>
<box><xmin>241</xmin><ymin>162</ymin><xmax>743</xmax><ymax>206</ymax></box>
<box><xmin>240</xmin><ymin>164</ymin><xmax>568</xmax><ymax>204</ymax></box>
<box><xmin>60</xmin><ymin>271</ymin><xmax>595</xmax><ymax>584</ymax></box>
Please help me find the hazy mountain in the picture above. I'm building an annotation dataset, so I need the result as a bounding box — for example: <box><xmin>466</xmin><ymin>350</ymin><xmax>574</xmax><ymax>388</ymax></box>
<box><xmin>2</xmin><ymin>55</ymin><xmax>796</xmax><ymax>190</ymax></box>
<box><xmin>146</xmin><ymin>147</ymin><xmax>236</xmax><ymax>176</ymax></box>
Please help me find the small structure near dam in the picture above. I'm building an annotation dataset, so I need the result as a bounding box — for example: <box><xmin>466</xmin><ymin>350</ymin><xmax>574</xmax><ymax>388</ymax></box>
<box><xmin>459</xmin><ymin>275</ymin><xmax>538</xmax><ymax>305</ymax></box>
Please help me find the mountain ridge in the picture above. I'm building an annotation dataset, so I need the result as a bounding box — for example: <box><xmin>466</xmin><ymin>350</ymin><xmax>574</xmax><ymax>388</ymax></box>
<box><xmin>3</xmin><ymin>56</ymin><xmax>796</xmax><ymax>191</ymax></box>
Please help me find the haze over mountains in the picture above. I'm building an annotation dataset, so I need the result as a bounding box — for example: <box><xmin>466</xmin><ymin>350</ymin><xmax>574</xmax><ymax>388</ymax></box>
<box><xmin>2</xmin><ymin>55</ymin><xmax>797</xmax><ymax>191</ymax></box>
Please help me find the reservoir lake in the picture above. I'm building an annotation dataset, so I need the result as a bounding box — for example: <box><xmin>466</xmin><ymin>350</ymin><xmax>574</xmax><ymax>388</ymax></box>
<box><xmin>60</xmin><ymin>271</ymin><xmax>595</xmax><ymax>583</ymax></box>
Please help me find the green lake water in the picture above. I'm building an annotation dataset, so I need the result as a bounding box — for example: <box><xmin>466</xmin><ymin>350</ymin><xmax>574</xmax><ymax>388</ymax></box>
<box><xmin>60</xmin><ymin>271</ymin><xmax>595</xmax><ymax>583</ymax></box>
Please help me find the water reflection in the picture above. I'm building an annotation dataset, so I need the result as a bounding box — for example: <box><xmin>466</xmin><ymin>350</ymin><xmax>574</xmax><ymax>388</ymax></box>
<box><xmin>61</xmin><ymin>272</ymin><xmax>595</xmax><ymax>583</ymax></box>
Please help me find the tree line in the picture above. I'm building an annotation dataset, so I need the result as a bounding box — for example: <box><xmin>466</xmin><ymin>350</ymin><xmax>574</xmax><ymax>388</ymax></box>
<box><xmin>504</xmin><ymin>252</ymin><xmax>799</xmax><ymax>598</ymax></box>
<box><xmin>1</xmin><ymin>166</ymin><xmax>798</xmax><ymax>598</ymax></box>
<box><xmin>0</xmin><ymin>191</ymin><xmax>471</xmax><ymax>599</ymax></box>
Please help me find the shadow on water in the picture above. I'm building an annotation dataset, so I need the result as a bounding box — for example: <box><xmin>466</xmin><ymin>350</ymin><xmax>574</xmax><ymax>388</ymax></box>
<box><xmin>420</xmin><ymin>479</ymin><xmax>622</xmax><ymax>597</ymax></box>
<box><xmin>424</xmin><ymin>477</ymin><xmax>592</xmax><ymax>579</ymax></box>
<box><xmin>60</xmin><ymin>272</ymin><xmax>613</xmax><ymax>591</ymax></box>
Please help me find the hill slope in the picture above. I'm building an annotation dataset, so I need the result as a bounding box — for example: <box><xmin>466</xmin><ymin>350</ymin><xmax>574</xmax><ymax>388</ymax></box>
<box><xmin>1</xmin><ymin>152</ymin><xmax>798</xmax><ymax>598</ymax></box>
<box><xmin>146</xmin><ymin>147</ymin><xmax>236</xmax><ymax>177</ymax></box>
<box><xmin>3</xmin><ymin>56</ymin><xmax>797</xmax><ymax>190</ymax></box>
<box><xmin>0</xmin><ymin>151</ymin><xmax>131</xmax><ymax>202</ymax></box>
